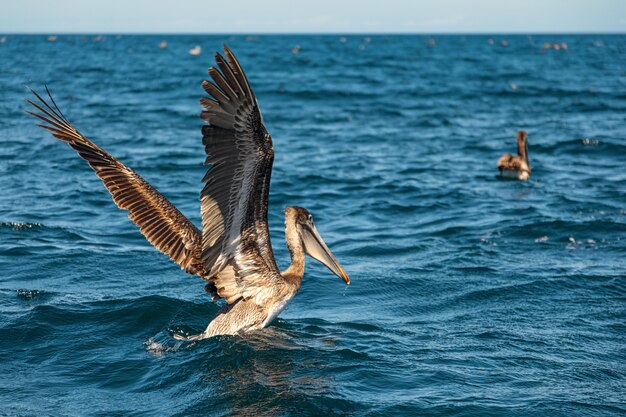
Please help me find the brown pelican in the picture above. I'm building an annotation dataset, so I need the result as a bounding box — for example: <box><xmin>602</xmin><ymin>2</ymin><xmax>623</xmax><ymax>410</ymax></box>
<box><xmin>497</xmin><ymin>131</ymin><xmax>531</xmax><ymax>181</ymax></box>
<box><xmin>25</xmin><ymin>45</ymin><xmax>350</xmax><ymax>339</ymax></box>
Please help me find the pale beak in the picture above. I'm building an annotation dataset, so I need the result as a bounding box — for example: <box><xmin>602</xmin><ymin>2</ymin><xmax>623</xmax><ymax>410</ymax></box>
<box><xmin>300</xmin><ymin>223</ymin><xmax>350</xmax><ymax>284</ymax></box>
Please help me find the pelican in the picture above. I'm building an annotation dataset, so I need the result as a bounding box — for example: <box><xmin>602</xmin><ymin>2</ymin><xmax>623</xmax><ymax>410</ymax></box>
<box><xmin>25</xmin><ymin>45</ymin><xmax>350</xmax><ymax>339</ymax></box>
<box><xmin>497</xmin><ymin>131</ymin><xmax>531</xmax><ymax>181</ymax></box>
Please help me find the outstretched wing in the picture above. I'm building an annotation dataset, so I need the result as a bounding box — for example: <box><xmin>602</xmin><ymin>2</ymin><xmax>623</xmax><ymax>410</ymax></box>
<box><xmin>200</xmin><ymin>45</ymin><xmax>282</xmax><ymax>304</ymax></box>
<box><xmin>26</xmin><ymin>88</ymin><xmax>204</xmax><ymax>275</ymax></box>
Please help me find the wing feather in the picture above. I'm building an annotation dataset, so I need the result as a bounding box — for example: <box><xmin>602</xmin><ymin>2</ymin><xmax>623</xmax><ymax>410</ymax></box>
<box><xmin>497</xmin><ymin>154</ymin><xmax>523</xmax><ymax>171</ymax></box>
<box><xmin>26</xmin><ymin>87</ymin><xmax>204</xmax><ymax>275</ymax></box>
<box><xmin>200</xmin><ymin>46</ymin><xmax>282</xmax><ymax>304</ymax></box>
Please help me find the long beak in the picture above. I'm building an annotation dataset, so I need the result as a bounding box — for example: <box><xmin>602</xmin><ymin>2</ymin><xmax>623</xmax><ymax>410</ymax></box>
<box><xmin>300</xmin><ymin>223</ymin><xmax>350</xmax><ymax>285</ymax></box>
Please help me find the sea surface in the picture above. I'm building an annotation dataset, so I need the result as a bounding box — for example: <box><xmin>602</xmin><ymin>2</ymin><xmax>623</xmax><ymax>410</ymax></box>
<box><xmin>0</xmin><ymin>34</ymin><xmax>624</xmax><ymax>416</ymax></box>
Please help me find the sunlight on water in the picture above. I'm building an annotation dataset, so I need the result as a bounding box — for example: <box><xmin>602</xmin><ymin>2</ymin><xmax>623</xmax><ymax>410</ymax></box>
<box><xmin>0</xmin><ymin>34</ymin><xmax>624</xmax><ymax>416</ymax></box>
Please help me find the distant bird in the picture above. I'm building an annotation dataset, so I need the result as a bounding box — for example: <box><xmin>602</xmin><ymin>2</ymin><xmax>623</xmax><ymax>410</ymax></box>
<box><xmin>25</xmin><ymin>45</ymin><xmax>350</xmax><ymax>339</ymax></box>
<box><xmin>497</xmin><ymin>131</ymin><xmax>531</xmax><ymax>181</ymax></box>
<box><xmin>189</xmin><ymin>45</ymin><xmax>201</xmax><ymax>56</ymax></box>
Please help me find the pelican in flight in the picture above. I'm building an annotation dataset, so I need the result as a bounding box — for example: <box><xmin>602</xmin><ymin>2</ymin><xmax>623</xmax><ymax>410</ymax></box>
<box><xmin>26</xmin><ymin>45</ymin><xmax>350</xmax><ymax>339</ymax></box>
<box><xmin>497</xmin><ymin>131</ymin><xmax>531</xmax><ymax>181</ymax></box>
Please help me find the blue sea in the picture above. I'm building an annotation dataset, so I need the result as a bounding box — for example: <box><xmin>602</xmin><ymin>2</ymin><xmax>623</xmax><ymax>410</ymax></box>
<box><xmin>0</xmin><ymin>34</ymin><xmax>624</xmax><ymax>416</ymax></box>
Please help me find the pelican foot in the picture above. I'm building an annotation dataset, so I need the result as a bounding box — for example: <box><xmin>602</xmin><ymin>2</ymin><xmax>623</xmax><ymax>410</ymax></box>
<box><xmin>171</xmin><ymin>330</ymin><xmax>210</xmax><ymax>341</ymax></box>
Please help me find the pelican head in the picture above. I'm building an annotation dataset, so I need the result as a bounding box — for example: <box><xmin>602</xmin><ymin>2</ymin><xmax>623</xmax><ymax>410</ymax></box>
<box><xmin>517</xmin><ymin>130</ymin><xmax>528</xmax><ymax>153</ymax></box>
<box><xmin>516</xmin><ymin>130</ymin><xmax>528</xmax><ymax>147</ymax></box>
<box><xmin>517</xmin><ymin>131</ymin><xmax>529</xmax><ymax>158</ymax></box>
<box><xmin>285</xmin><ymin>206</ymin><xmax>350</xmax><ymax>284</ymax></box>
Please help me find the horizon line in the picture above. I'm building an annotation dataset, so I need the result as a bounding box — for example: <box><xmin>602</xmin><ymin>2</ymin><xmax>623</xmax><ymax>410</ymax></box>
<box><xmin>2</xmin><ymin>30</ymin><xmax>626</xmax><ymax>36</ymax></box>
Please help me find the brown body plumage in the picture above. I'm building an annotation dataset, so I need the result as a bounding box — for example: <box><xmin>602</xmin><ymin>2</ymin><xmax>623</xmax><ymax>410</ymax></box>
<box><xmin>497</xmin><ymin>131</ymin><xmax>531</xmax><ymax>181</ymax></box>
<box><xmin>26</xmin><ymin>46</ymin><xmax>350</xmax><ymax>339</ymax></box>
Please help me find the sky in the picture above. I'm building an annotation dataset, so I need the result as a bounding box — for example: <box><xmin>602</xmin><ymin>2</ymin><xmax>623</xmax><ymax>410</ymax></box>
<box><xmin>1</xmin><ymin>0</ymin><xmax>625</xmax><ymax>34</ymax></box>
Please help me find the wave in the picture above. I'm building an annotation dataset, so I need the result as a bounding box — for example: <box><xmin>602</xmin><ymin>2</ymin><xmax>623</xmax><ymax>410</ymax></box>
<box><xmin>0</xmin><ymin>221</ymin><xmax>44</xmax><ymax>231</ymax></box>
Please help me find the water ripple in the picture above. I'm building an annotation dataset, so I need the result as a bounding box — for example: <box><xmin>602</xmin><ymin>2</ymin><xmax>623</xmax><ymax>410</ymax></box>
<box><xmin>0</xmin><ymin>34</ymin><xmax>624</xmax><ymax>416</ymax></box>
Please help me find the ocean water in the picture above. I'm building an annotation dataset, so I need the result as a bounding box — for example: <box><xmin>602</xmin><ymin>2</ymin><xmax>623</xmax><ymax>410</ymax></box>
<box><xmin>0</xmin><ymin>34</ymin><xmax>624</xmax><ymax>416</ymax></box>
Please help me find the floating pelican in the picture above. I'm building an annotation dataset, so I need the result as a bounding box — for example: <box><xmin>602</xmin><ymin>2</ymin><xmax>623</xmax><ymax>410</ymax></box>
<box><xmin>497</xmin><ymin>131</ymin><xmax>531</xmax><ymax>181</ymax></box>
<box><xmin>26</xmin><ymin>45</ymin><xmax>350</xmax><ymax>339</ymax></box>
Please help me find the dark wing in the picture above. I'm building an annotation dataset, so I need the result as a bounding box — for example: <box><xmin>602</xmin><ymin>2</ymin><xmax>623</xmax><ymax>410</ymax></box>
<box><xmin>497</xmin><ymin>154</ymin><xmax>522</xmax><ymax>171</ymax></box>
<box><xmin>200</xmin><ymin>45</ymin><xmax>282</xmax><ymax>304</ymax></box>
<box><xmin>26</xmin><ymin>88</ymin><xmax>203</xmax><ymax>275</ymax></box>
